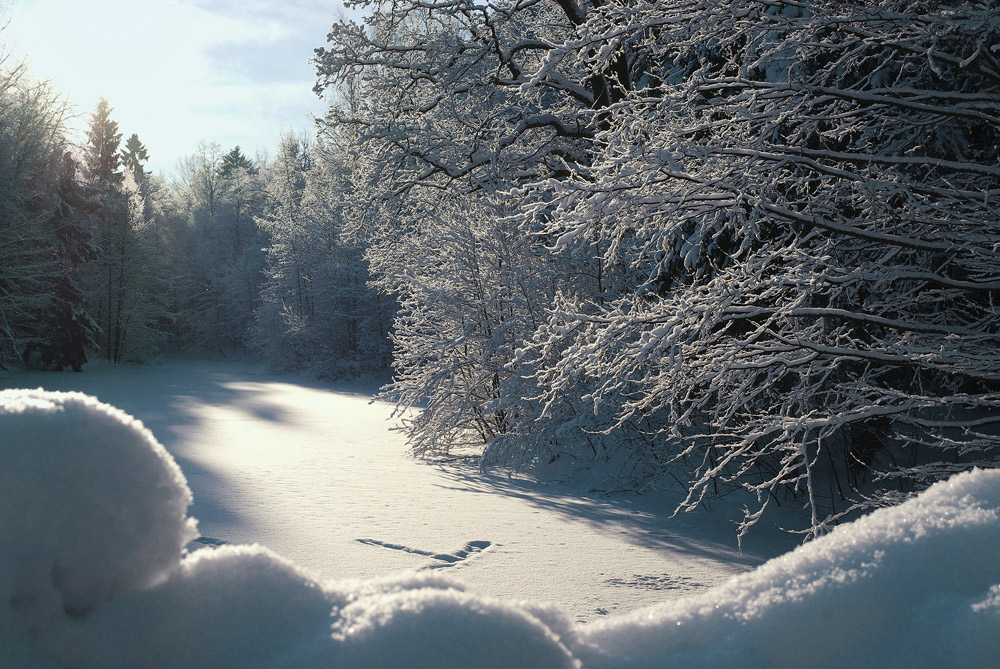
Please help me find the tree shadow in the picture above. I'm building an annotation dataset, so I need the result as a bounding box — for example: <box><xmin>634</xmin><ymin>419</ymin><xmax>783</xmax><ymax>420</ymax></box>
<box><xmin>428</xmin><ymin>458</ymin><xmax>801</xmax><ymax>568</ymax></box>
<box><xmin>0</xmin><ymin>359</ymin><xmax>303</xmax><ymax>542</ymax></box>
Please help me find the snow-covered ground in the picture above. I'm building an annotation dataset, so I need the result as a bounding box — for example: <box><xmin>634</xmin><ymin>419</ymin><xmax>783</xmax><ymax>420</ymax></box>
<box><xmin>0</xmin><ymin>359</ymin><xmax>788</xmax><ymax>621</ymax></box>
<box><xmin>4</xmin><ymin>360</ymin><xmax>999</xmax><ymax>667</ymax></box>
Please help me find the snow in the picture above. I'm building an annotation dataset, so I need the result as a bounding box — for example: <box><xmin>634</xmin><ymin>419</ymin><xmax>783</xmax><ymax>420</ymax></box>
<box><xmin>1</xmin><ymin>360</ymin><xmax>774</xmax><ymax>620</ymax></box>
<box><xmin>0</xmin><ymin>390</ymin><xmax>196</xmax><ymax>619</ymax></box>
<box><xmin>576</xmin><ymin>469</ymin><xmax>1000</xmax><ymax>667</ymax></box>
<box><xmin>2</xmin><ymin>361</ymin><xmax>999</xmax><ymax>667</ymax></box>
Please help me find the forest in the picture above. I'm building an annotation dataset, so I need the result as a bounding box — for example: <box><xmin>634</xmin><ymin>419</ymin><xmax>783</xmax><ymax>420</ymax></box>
<box><xmin>2</xmin><ymin>0</ymin><xmax>999</xmax><ymax>539</ymax></box>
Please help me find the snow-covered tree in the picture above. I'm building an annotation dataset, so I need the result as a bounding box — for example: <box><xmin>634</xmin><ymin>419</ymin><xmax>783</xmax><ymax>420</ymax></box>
<box><xmin>371</xmin><ymin>193</ymin><xmax>553</xmax><ymax>453</ymax></box>
<box><xmin>218</xmin><ymin>145</ymin><xmax>256</xmax><ymax>179</ymax></box>
<box><xmin>502</xmin><ymin>0</ymin><xmax>1000</xmax><ymax>536</ymax></box>
<box><xmin>255</xmin><ymin>133</ymin><xmax>392</xmax><ymax>378</ymax></box>
<box><xmin>314</xmin><ymin>0</ymin><xmax>598</xmax><ymax>195</ymax></box>
<box><xmin>78</xmin><ymin>100</ymin><xmax>170</xmax><ymax>363</ymax></box>
<box><xmin>165</xmin><ymin>143</ymin><xmax>265</xmax><ymax>356</ymax></box>
<box><xmin>107</xmin><ymin>170</ymin><xmax>170</xmax><ymax>362</ymax></box>
<box><xmin>0</xmin><ymin>59</ymin><xmax>95</xmax><ymax>370</ymax></box>
<box><xmin>120</xmin><ymin>133</ymin><xmax>149</xmax><ymax>183</ymax></box>
<box><xmin>313</xmin><ymin>0</ymin><xmax>624</xmax><ymax>448</ymax></box>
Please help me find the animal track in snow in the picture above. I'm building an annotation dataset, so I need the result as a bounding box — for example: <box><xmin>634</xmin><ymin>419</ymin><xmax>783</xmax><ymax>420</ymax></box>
<box><xmin>604</xmin><ymin>573</ymin><xmax>705</xmax><ymax>591</ymax></box>
<box><xmin>356</xmin><ymin>538</ymin><xmax>492</xmax><ymax>569</ymax></box>
<box><xmin>185</xmin><ymin>536</ymin><xmax>228</xmax><ymax>552</ymax></box>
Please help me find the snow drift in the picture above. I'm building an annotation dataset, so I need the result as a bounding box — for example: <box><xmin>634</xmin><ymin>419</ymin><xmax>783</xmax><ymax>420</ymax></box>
<box><xmin>2</xmin><ymin>388</ymin><xmax>998</xmax><ymax>667</ymax></box>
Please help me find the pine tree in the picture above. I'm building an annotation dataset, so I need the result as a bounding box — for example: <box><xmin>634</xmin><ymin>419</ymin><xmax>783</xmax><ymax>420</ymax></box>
<box><xmin>121</xmin><ymin>133</ymin><xmax>149</xmax><ymax>183</ymax></box>
<box><xmin>86</xmin><ymin>98</ymin><xmax>122</xmax><ymax>187</ymax></box>
<box><xmin>219</xmin><ymin>145</ymin><xmax>256</xmax><ymax>178</ymax></box>
<box><xmin>34</xmin><ymin>149</ymin><xmax>98</xmax><ymax>371</ymax></box>
<box><xmin>80</xmin><ymin>100</ymin><xmax>165</xmax><ymax>363</ymax></box>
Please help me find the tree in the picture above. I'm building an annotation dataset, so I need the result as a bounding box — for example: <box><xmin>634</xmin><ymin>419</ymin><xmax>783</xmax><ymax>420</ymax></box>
<box><xmin>108</xmin><ymin>169</ymin><xmax>169</xmax><ymax>362</ymax></box>
<box><xmin>254</xmin><ymin>133</ymin><xmax>392</xmax><ymax>378</ymax></box>
<box><xmin>85</xmin><ymin>98</ymin><xmax>122</xmax><ymax>185</ymax></box>
<box><xmin>121</xmin><ymin>132</ymin><xmax>149</xmax><ymax>183</ymax></box>
<box><xmin>80</xmin><ymin>98</ymin><xmax>124</xmax><ymax>361</ymax></box>
<box><xmin>165</xmin><ymin>143</ymin><xmax>266</xmax><ymax>355</ymax></box>
<box><xmin>316</xmin><ymin>0</ymin><xmax>1000</xmax><ymax>539</ymax></box>
<box><xmin>218</xmin><ymin>145</ymin><xmax>256</xmax><ymax>179</ymax></box>
<box><xmin>0</xmin><ymin>57</ymin><xmax>94</xmax><ymax>370</ymax></box>
<box><xmin>31</xmin><ymin>149</ymin><xmax>98</xmax><ymax>371</ymax></box>
<box><xmin>79</xmin><ymin>100</ymin><xmax>167</xmax><ymax>363</ymax></box>
<box><xmin>371</xmin><ymin>193</ymin><xmax>551</xmax><ymax>452</ymax></box>
<box><xmin>313</xmin><ymin>0</ymin><xmax>621</xmax><ymax>450</ymax></box>
<box><xmin>500</xmin><ymin>0</ymin><xmax>1000</xmax><ymax>537</ymax></box>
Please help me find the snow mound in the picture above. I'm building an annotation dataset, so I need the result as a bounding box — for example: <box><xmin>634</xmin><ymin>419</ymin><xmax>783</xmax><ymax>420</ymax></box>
<box><xmin>326</xmin><ymin>573</ymin><xmax>579</xmax><ymax>668</ymax></box>
<box><xmin>575</xmin><ymin>468</ymin><xmax>1000</xmax><ymax>668</ymax></box>
<box><xmin>0</xmin><ymin>390</ymin><xmax>577</xmax><ymax>668</ymax></box>
<box><xmin>2</xmin><ymin>388</ymin><xmax>999</xmax><ymax>667</ymax></box>
<box><xmin>0</xmin><ymin>390</ymin><xmax>196</xmax><ymax>626</ymax></box>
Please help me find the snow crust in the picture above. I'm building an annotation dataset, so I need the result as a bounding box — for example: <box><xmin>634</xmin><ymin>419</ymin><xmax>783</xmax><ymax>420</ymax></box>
<box><xmin>3</xmin><ymin>387</ymin><xmax>998</xmax><ymax>667</ymax></box>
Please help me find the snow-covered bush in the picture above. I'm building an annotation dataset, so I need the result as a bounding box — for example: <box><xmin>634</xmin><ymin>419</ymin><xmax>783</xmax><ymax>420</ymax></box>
<box><xmin>371</xmin><ymin>195</ymin><xmax>553</xmax><ymax>454</ymax></box>
<box><xmin>2</xmin><ymin>388</ymin><xmax>1000</xmax><ymax>667</ymax></box>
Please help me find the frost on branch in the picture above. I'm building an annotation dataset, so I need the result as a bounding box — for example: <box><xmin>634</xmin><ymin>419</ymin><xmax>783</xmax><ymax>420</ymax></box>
<box><xmin>495</xmin><ymin>0</ymin><xmax>1000</xmax><ymax>537</ymax></box>
<box><xmin>314</xmin><ymin>0</ymin><xmax>610</xmax><ymax>454</ymax></box>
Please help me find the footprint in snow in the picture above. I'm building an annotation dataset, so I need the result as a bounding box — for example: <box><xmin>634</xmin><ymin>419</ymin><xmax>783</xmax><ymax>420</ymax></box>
<box><xmin>185</xmin><ymin>536</ymin><xmax>227</xmax><ymax>552</ymax></box>
<box><xmin>604</xmin><ymin>573</ymin><xmax>705</xmax><ymax>591</ymax></box>
<box><xmin>356</xmin><ymin>538</ymin><xmax>492</xmax><ymax>569</ymax></box>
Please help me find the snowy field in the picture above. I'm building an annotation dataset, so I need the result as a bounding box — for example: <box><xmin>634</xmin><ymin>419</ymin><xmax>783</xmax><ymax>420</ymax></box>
<box><xmin>0</xmin><ymin>360</ymin><xmax>787</xmax><ymax>620</ymax></box>
<box><xmin>3</xmin><ymin>360</ymin><xmax>999</xmax><ymax>667</ymax></box>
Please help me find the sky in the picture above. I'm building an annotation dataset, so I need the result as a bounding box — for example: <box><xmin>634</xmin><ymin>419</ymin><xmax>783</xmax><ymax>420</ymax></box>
<box><xmin>0</xmin><ymin>0</ymin><xmax>349</xmax><ymax>177</ymax></box>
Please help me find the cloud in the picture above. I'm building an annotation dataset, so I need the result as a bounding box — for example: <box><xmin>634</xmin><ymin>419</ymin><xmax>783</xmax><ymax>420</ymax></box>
<box><xmin>4</xmin><ymin>0</ymin><xmax>334</xmax><ymax>175</ymax></box>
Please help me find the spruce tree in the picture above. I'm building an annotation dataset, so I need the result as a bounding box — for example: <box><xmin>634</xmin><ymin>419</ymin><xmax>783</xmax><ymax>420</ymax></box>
<box><xmin>121</xmin><ymin>133</ymin><xmax>149</xmax><ymax>182</ymax></box>
<box><xmin>218</xmin><ymin>145</ymin><xmax>256</xmax><ymax>178</ymax></box>
<box><xmin>81</xmin><ymin>98</ymin><xmax>125</xmax><ymax>361</ymax></box>
<box><xmin>86</xmin><ymin>98</ymin><xmax>122</xmax><ymax>187</ymax></box>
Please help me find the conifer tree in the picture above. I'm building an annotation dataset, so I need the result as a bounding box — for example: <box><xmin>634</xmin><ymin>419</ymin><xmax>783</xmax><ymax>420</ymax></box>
<box><xmin>121</xmin><ymin>133</ymin><xmax>149</xmax><ymax>183</ymax></box>
<box><xmin>0</xmin><ymin>65</ymin><xmax>94</xmax><ymax>369</ymax></box>
<box><xmin>79</xmin><ymin>100</ymin><xmax>165</xmax><ymax>362</ymax></box>
<box><xmin>86</xmin><ymin>98</ymin><xmax>122</xmax><ymax>187</ymax></box>
<box><xmin>219</xmin><ymin>145</ymin><xmax>256</xmax><ymax>178</ymax></box>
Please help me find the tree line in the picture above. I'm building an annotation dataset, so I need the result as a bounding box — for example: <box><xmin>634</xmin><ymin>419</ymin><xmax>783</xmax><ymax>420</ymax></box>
<box><xmin>1</xmin><ymin>49</ymin><xmax>390</xmax><ymax>378</ymax></box>
<box><xmin>4</xmin><ymin>0</ymin><xmax>999</xmax><ymax>537</ymax></box>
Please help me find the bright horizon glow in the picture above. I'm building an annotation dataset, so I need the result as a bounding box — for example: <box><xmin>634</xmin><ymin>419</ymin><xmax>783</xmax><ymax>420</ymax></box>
<box><xmin>1</xmin><ymin>0</ymin><xmax>346</xmax><ymax>177</ymax></box>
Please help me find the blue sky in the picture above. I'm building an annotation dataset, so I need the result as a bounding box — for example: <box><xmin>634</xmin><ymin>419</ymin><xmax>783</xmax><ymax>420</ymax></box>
<box><xmin>2</xmin><ymin>0</ymin><xmax>349</xmax><ymax>177</ymax></box>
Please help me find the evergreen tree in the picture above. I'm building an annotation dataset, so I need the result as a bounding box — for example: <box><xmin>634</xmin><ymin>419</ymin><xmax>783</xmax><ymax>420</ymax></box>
<box><xmin>32</xmin><ymin>149</ymin><xmax>98</xmax><ymax>371</ymax></box>
<box><xmin>121</xmin><ymin>132</ymin><xmax>149</xmax><ymax>183</ymax></box>
<box><xmin>79</xmin><ymin>100</ymin><xmax>166</xmax><ymax>362</ymax></box>
<box><xmin>0</xmin><ymin>60</ymin><xmax>94</xmax><ymax>370</ymax></box>
<box><xmin>85</xmin><ymin>98</ymin><xmax>122</xmax><ymax>187</ymax></box>
<box><xmin>219</xmin><ymin>145</ymin><xmax>256</xmax><ymax>178</ymax></box>
<box><xmin>80</xmin><ymin>98</ymin><xmax>124</xmax><ymax>361</ymax></box>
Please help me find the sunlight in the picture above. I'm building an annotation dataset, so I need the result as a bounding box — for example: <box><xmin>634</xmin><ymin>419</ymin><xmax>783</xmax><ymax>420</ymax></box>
<box><xmin>5</xmin><ymin>0</ymin><xmax>323</xmax><ymax>174</ymax></box>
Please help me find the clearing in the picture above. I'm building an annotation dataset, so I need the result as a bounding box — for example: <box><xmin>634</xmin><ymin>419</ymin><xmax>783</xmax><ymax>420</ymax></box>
<box><xmin>0</xmin><ymin>358</ymin><xmax>795</xmax><ymax>622</ymax></box>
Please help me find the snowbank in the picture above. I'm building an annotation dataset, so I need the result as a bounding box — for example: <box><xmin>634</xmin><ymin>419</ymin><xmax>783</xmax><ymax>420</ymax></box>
<box><xmin>2</xmin><ymin>388</ymin><xmax>998</xmax><ymax>667</ymax></box>
<box><xmin>575</xmin><ymin>470</ymin><xmax>1000</xmax><ymax>668</ymax></box>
